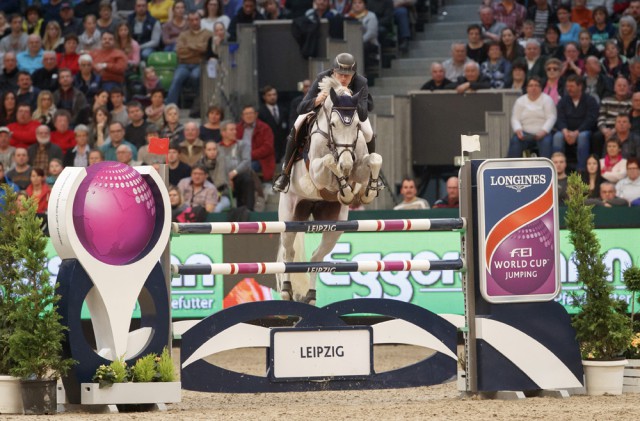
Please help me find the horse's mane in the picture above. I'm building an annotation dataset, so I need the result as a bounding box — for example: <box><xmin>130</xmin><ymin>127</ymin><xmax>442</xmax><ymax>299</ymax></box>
<box><xmin>318</xmin><ymin>76</ymin><xmax>351</xmax><ymax>97</ymax></box>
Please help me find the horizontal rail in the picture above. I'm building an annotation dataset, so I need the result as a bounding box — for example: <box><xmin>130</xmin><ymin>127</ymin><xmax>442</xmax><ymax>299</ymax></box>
<box><xmin>172</xmin><ymin>218</ymin><xmax>466</xmax><ymax>235</ymax></box>
<box><xmin>171</xmin><ymin>258</ymin><xmax>465</xmax><ymax>275</ymax></box>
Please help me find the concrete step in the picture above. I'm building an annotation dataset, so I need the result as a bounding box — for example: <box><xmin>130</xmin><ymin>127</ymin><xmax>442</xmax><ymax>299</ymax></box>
<box><xmin>405</xmin><ymin>39</ymin><xmax>458</xmax><ymax>56</ymax></box>
<box><xmin>372</xmin><ymin>76</ymin><xmax>425</xmax><ymax>89</ymax></box>
<box><xmin>381</xmin><ymin>65</ymin><xmax>431</xmax><ymax>77</ymax></box>
<box><xmin>370</xmin><ymin>85</ymin><xmax>415</xmax><ymax>96</ymax></box>
<box><xmin>389</xmin><ymin>57</ymin><xmax>448</xmax><ymax>70</ymax></box>
<box><xmin>431</xmin><ymin>5</ymin><xmax>480</xmax><ymax>21</ymax></box>
<box><xmin>421</xmin><ymin>20</ymin><xmax>476</xmax><ymax>34</ymax></box>
<box><xmin>443</xmin><ymin>0</ymin><xmax>480</xmax><ymax>6</ymax></box>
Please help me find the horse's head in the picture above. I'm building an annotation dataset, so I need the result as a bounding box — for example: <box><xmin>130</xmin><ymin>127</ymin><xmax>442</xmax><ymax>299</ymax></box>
<box><xmin>322</xmin><ymin>85</ymin><xmax>362</xmax><ymax>177</ymax></box>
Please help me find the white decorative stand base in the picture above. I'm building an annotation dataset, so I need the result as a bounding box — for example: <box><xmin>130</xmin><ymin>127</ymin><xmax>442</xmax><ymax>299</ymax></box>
<box><xmin>583</xmin><ymin>360</ymin><xmax>627</xmax><ymax>396</ymax></box>
<box><xmin>79</xmin><ymin>382</ymin><xmax>181</xmax><ymax>412</ymax></box>
<box><xmin>624</xmin><ymin>359</ymin><xmax>640</xmax><ymax>393</ymax></box>
<box><xmin>0</xmin><ymin>375</ymin><xmax>24</xmax><ymax>414</ymax></box>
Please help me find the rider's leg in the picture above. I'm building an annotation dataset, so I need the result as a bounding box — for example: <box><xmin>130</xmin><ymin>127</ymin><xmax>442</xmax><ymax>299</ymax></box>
<box><xmin>273</xmin><ymin>114</ymin><xmax>308</xmax><ymax>193</ymax></box>
<box><xmin>360</xmin><ymin>117</ymin><xmax>375</xmax><ymax>154</ymax></box>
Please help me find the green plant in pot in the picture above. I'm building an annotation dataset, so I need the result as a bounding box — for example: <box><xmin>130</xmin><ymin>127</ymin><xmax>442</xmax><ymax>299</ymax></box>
<box><xmin>565</xmin><ymin>173</ymin><xmax>632</xmax><ymax>395</ymax></box>
<box><xmin>4</xmin><ymin>197</ymin><xmax>75</xmax><ymax>414</ymax></box>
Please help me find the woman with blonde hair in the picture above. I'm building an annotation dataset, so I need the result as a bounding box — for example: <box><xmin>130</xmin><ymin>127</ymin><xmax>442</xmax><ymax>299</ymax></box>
<box><xmin>160</xmin><ymin>104</ymin><xmax>185</xmax><ymax>144</ymax></box>
<box><xmin>32</xmin><ymin>90</ymin><xmax>57</xmax><ymax>126</ymax></box>
<box><xmin>42</xmin><ymin>20</ymin><xmax>64</xmax><ymax>52</ymax></box>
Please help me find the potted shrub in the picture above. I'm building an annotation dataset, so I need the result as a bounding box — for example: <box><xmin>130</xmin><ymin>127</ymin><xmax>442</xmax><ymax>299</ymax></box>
<box><xmin>0</xmin><ymin>186</ymin><xmax>23</xmax><ymax>414</ymax></box>
<box><xmin>5</xmin><ymin>197</ymin><xmax>74</xmax><ymax>414</ymax></box>
<box><xmin>565</xmin><ymin>173</ymin><xmax>633</xmax><ymax>395</ymax></box>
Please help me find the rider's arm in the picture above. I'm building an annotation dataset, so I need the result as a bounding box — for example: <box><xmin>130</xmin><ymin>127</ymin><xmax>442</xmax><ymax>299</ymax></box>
<box><xmin>297</xmin><ymin>78</ymin><xmax>322</xmax><ymax>115</ymax></box>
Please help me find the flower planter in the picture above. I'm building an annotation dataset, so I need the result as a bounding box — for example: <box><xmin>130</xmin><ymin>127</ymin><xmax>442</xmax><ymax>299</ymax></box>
<box><xmin>624</xmin><ymin>359</ymin><xmax>640</xmax><ymax>393</ymax></box>
<box><xmin>80</xmin><ymin>382</ymin><xmax>181</xmax><ymax>405</ymax></box>
<box><xmin>20</xmin><ymin>379</ymin><xmax>57</xmax><ymax>415</ymax></box>
<box><xmin>582</xmin><ymin>359</ymin><xmax>627</xmax><ymax>396</ymax></box>
<box><xmin>0</xmin><ymin>375</ymin><xmax>24</xmax><ymax>414</ymax></box>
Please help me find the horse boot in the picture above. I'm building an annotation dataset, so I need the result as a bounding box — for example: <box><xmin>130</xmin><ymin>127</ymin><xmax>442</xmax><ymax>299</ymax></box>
<box><xmin>273</xmin><ymin>127</ymin><xmax>298</xmax><ymax>193</ymax></box>
<box><xmin>304</xmin><ymin>289</ymin><xmax>316</xmax><ymax>306</ymax></box>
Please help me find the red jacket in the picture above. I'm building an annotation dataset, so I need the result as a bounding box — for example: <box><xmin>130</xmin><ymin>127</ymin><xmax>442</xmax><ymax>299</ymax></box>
<box><xmin>8</xmin><ymin>120</ymin><xmax>40</xmax><ymax>149</ymax></box>
<box><xmin>236</xmin><ymin>119</ymin><xmax>275</xmax><ymax>181</ymax></box>
<box><xmin>57</xmin><ymin>52</ymin><xmax>80</xmax><ymax>75</ymax></box>
<box><xmin>51</xmin><ymin>130</ymin><xmax>76</xmax><ymax>155</ymax></box>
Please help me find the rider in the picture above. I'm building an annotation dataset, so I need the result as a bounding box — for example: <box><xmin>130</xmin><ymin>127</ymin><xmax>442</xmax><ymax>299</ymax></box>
<box><xmin>272</xmin><ymin>52</ymin><xmax>375</xmax><ymax>193</ymax></box>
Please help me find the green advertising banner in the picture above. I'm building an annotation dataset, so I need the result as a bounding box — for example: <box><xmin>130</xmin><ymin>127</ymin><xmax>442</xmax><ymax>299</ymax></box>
<box><xmin>45</xmin><ymin>228</ymin><xmax>640</xmax><ymax>319</ymax></box>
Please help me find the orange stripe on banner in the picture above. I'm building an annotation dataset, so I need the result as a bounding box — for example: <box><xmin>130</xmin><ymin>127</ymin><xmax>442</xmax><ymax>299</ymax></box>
<box><xmin>485</xmin><ymin>185</ymin><xmax>553</xmax><ymax>269</ymax></box>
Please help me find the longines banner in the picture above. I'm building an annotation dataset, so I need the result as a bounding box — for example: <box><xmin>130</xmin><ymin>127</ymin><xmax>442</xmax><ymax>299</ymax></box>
<box><xmin>45</xmin><ymin>229</ymin><xmax>639</xmax><ymax>319</ymax></box>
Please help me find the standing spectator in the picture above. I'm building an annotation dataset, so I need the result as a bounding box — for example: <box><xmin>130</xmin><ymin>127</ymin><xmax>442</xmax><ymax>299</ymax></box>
<box><xmin>26</xmin><ymin>167</ymin><xmax>50</xmax><ymax>213</ymax></box>
<box><xmin>97</xmin><ymin>0</ymin><xmax>121</xmax><ymax>34</ymax></box>
<box><xmin>0</xmin><ymin>92</ymin><xmax>17</xmax><ymax>127</ymax></box>
<box><xmin>101</xmin><ymin>121</ymin><xmax>138</xmax><ymax>161</ymax></box>
<box><xmin>127</xmin><ymin>0</ymin><xmax>162</xmax><ymax>61</ymax></box>
<box><xmin>74</xmin><ymin>54</ymin><xmax>102</xmax><ymax>104</ymax></box>
<box><xmin>0</xmin><ymin>14</ymin><xmax>27</xmax><ymax>54</ymax></box>
<box><xmin>420</xmin><ymin>62</ymin><xmax>452</xmax><ymax>91</ymax></box>
<box><xmin>588</xmin><ymin>6</ymin><xmax>615</xmax><ymax>54</ymax></box>
<box><xmin>500</xmin><ymin>27</ymin><xmax>524</xmax><ymax>63</ymax></box>
<box><xmin>89</xmin><ymin>31</ymin><xmax>128</xmax><ymax>91</ymax></box>
<box><xmin>592</xmin><ymin>76</ymin><xmax>632</xmax><ymax>156</ymax></box>
<box><xmin>217</xmin><ymin>120</ymin><xmax>255</xmax><ymax>210</ymax></box>
<box><xmin>63</xmin><ymin>124</ymin><xmax>91</xmax><ymax>167</ymax></box>
<box><xmin>59</xmin><ymin>3</ymin><xmax>83</xmax><ymax>37</ymax></box>
<box><xmin>600</xmin><ymin>138</ymin><xmax>627</xmax><ymax>182</ymax></box>
<box><xmin>179</xmin><ymin>121</ymin><xmax>206</xmax><ymax>167</ymax></box>
<box><xmin>551</xmin><ymin>151</ymin><xmax>569</xmax><ymax>203</ymax></box>
<box><xmin>31</xmin><ymin>51</ymin><xmax>59</xmax><ymax>92</ymax></box>
<box><xmin>200</xmin><ymin>105</ymin><xmax>223</xmax><ymax>142</ymax></box>
<box><xmin>600</xmin><ymin>40</ymin><xmax>629</xmax><ymax>79</ymax></box>
<box><xmin>56</xmin><ymin>34</ymin><xmax>80</xmax><ymax>75</ymax></box>
<box><xmin>583</xmin><ymin>55</ymin><xmax>614</xmax><ymax>104</ymax></box>
<box><xmin>609</xmin><ymin>114</ymin><xmax>640</xmax><ymax>158</ymax></box>
<box><xmin>32</xmin><ymin>90</ymin><xmax>57</xmax><ymax>127</ymax></box>
<box><xmin>581</xmin><ymin>154</ymin><xmax>604</xmax><ymax>198</ymax></box>
<box><xmin>161</xmin><ymin>104</ymin><xmax>185</xmax><ymax>144</ymax></box>
<box><xmin>78</xmin><ymin>14</ymin><xmax>102</xmax><ymax>53</ymax></box>
<box><xmin>523</xmin><ymin>39</ymin><xmax>546</xmax><ymax>79</ymax></box>
<box><xmin>0</xmin><ymin>126</ymin><xmax>14</xmax><ymax>170</ymax></box>
<box><xmin>166</xmin><ymin>12</ymin><xmax>212</xmax><ymax>109</ymax></box>
<box><xmin>17</xmin><ymin>34</ymin><xmax>44</xmax><ymax>75</ymax></box>
<box><xmin>442</xmin><ymin>42</ymin><xmax>472</xmax><ymax>81</ymax></box>
<box><xmin>557</xmin><ymin>5</ymin><xmax>581</xmax><ymax>45</ymax></box>
<box><xmin>27</xmin><ymin>124</ymin><xmax>63</xmax><ymax>173</ymax></box>
<box><xmin>229</xmin><ymin>0</ymin><xmax>265</xmax><ymax>42</ymax></box>
<box><xmin>553</xmin><ymin>74</ymin><xmax>599</xmax><ymax>171</ymax></box>
<box><xmin>8</xmin><ymin>104</ymin><xmax>39</xmax><ymax>149</ymax></box>
<box><xmin>50</xmin><ymin>110</ymin><xmax>75</xmax><ymax>154</ymax></box>
<box><xmin>162</xmin><ymin>0</ymin><xmax>188</xmax><ymax>51</ymax></box>
<box><xmin>432</xmin><ymin>176</ymin><xmax>459</xmax><ymax>208</ymax></box>
<box><xmin>492</xmin><ymin>0</ymin><xmax>526</xmax><ymax>35</ymax></box>
<box><xmin>616</xmin><ymin>15</ymin><xmax>638</xmax><ymax>59</ymax></box>
<box><xmin>466</xmin><ymin>24</ymin><xmax>487</xmax><ymax>64</ymax></box>
<box><xmin>6</xmin><ymin>147</ymin><xmax>31</xmax><ymax>189</ymax></box>
<box><xmin>481</xmin><ymin>41</ymin><xmax>512</xmax><ymax>88</ymax></box>
<box><xmin>0</xmin><ymin>52</ymin><xmax>19</xmax><ymax>94</ymax></box>
<box><xmin>258</xmin><ymin>85</ymin><xmax>288</xmax><ymax>164</ymax></box>
<box><xmin>54</xmin><ymin>68</ymin><xmax>88</xmax><ymax>125</ymax></box>
<box><xmin>202</xmin><ymin>0</ymin><xmax>231</xmax><ymax>32</ymax></box>
<box><xmin>236</xmin><ymin>104</ymin><xmax>275</xmax><ymax>183</ymax></box>
<box><xmin>125</xmin><ymin>101</ymin><xmax>150</xmax><ymax>149</ymax></box>
<box><xmin>526</xmin><ymin>0</ymin><xmax>556</xmax><ymax>41</ymax></box>
<box><xmin>167</xmin><ymin>142</ymin><xmax>193</xmax><ymax>186</ymax></box>
<box><xmin>479</xmin><ymin>6</ymin><xmax>507</xmax><ymax>43</ymax></box>
<box><xmin>393</xmin><ymin>178</ymin><xmax>429</xmax><ymax>210</ymax></box>
<box><xmin>178</xmin><ymin>164</ymin><xmax>219</xmax><ymax>213</ymax></box>
<box><xmin>508</xmin><ymin>76</ymin><xmax>557</xmax><ymax>159</ymax></box>
<box><xmin>616</xmin><ymin>158</ymin><xmax>640</xmax><ymax>204</ymax></box>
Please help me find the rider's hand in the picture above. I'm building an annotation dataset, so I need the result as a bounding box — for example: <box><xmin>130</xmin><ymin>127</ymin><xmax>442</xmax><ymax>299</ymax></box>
<box><xmin>315</xmin><ymin>92</ymin><xmax>328</xmax><ymax>106</ymax></box>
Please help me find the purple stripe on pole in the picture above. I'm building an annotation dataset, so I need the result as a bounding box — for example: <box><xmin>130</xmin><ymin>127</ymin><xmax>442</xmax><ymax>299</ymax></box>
<box><xmin>382</xmin><ymin>220</ymin><xmax>406</xmax><ymax>231</ymax></box>
<box><xmin>237</xmin><ymin>263</ymin><xmax>260</xmax><ymax>273</ymax></box>
<box><xmin>382</xmin><ymin>261</ymin><xmax>407</xmax><ymax>271</ymax></box>
<box><xmin>237</xmin><ymin>223</ymin><xmax>261</xmax><ymax>234</ymax></box>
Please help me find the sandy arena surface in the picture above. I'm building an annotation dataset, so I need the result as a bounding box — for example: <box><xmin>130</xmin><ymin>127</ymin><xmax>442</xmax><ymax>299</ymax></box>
<box><xmin>5</xmin><ymin>346</ymin><xmax>640</xmax><ymax>420</ymax></box>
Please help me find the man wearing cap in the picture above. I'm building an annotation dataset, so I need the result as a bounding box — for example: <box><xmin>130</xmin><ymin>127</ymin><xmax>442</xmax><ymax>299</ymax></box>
<box><xmin>16</xmin><ymin>34</ymin><xmax>44</xmax><ymax>75</ymax></box>
<box><xmin>59</xmin><ymin>3</ymin><xmax>83</xmax><ymax>37</ymax></box>
<box><xmin>273</xmin><ymin>52</ymin><xmax>374</xmax><ymax>193</ymax></box>
<box><xmin>0</xmin><ymin>127</ymin><xmax>15</xmax><ymax>170</ymax></box>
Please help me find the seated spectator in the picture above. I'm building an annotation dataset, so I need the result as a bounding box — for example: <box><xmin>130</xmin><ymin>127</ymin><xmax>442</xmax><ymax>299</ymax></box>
<box><xmin>32</xmin><ymin>51</ymin><xmax>59</xmax><ymax>92</ymax></box>
<box><xmin>89</xmin><ymin>31</ymin><xmax>128</xmax><ymax>92</ymax></box>
<box><xmin>588</xmin><ymin>6</ymin><xmax>615</xmax><ymax>53</ymax></box>
<box><xmin>89</xmin><ymin>105</ymin><xmax>111</xmax><ymax>147</ymax></box>
<box><xmin>552</xmin><ymin>151</ymin><xmax>569</xmax><ymax>203</ymax></box>
<box><xmin>432</xmin><ymin>176</ymin><xmax>459</xmax><ymax>208</ymax></box>
<box><xmin>169</xmin><ymin>185</ymin><xmax>188</xmax><ymax>221</ymax></box>
<box><xmin>97</xmin><ymin>0</ymin><xmax>121</xmax><ymax>35</ymax></box>
<box><xmin>500</xmin><ymin>27</ymin><xmax>524</xmax><ymax>63</ymax></box>
<box><xmin>74</xmin><ymin>54</ymin><xmax>102</xmax><ymax>105</ymax></box>
<box><xmin>507</xmin><ymin>76</ymin><xmax>556</xmax><ymax>159</ymax></box>
<box><xmin>32</xmin><ymin>90</ymin><xmax>56</xmax><ymax>127</ymax></box>
<box><xmin>229</xmin><ymin>0</ymin><xmax>264</xmax><ymax>42</ymax></box>
<box><xmin>115</xmin><ymin>22</ymin><xmax>141</xmax><ymax>73</ymax></box>
<box><xmin>442</xmin><ymin>42</ymin><xmax>472</xmax><ymax>81</ymax></box>
<box><xmin>127</xmin><ymin>0</ymin><xmax>162</xmax><ymax>61</ymax></box>
<box><xmin>177</xmin><ymin>163</ymin><xmax>219</xmax><ymax>213</ymax></box>
<box><xmin>616</xmin><ymin>15</ymin><xmax>638</xmax><ymax>59</ymax></box>
<box><xmin>542</xmin><ymin>58</ymin><xmax>564</xmax><ymax>104</ymax></box>
<box><xmin>572</xmin><ymin>0</ymin><xmax>594</xmax><ymax>29</ymax></box>
<box><xmin>63</xmin><ymin>124</ymin><xmax>91</xmax><ymax>167</ymax></box>
<box><xmin>50</xmin><ymin>110</ymin><xmax>75</xmax><ymax>154</ymax></box>
<box><xmin>109</xmin><ymin>86</ymin><xmax>130</xmax><ymax>126</ymax></box>
<box><xmin>167</xmin><ymin>142</ymin><xmax>193</xmax><ymax>186</ymax></box>
<box><xmin>368</xmin><ymin>0</ymin><xmax>394</xmax><ymax>47</ymax></box>
<box><xmin>125</xmin><ymin>101</ymin><xmax>150</xmax><ymax>149</ymax></box>
<box><xmin>116</xmin><ymin>143</ymin><xmax>141</xmax><ymax>166</ymax></box>
<box><xmin>393</xmin><ymin>178</ymin><xmax>429</xmax><ymax>210</ymax></box>
<box><xmin>583</xmin><ymin>55</ymin><xmax>614</xmax><ymax>104</ymax></box>
<box><xmin>506</xmin><ymin>59</ymin><xmax>527</xmax><ymax>92</ymax></box>
<box><xmin>542</xmin><ymin>25</ymin><xmax>563</xmax><ymax>59</ymax></box>
<box><xmin>92</xmin><ymin>88</ymin><xmax>110</xmax><ymax>115</ymax></box>
<box><xmin>600</xmin><ymin>137</ymin><xmax>627</xmax><ymax>182</ymax></box>
<box><xmin>0</xmin><ymin>162</ymin><xmax>19</xmax><ymax>208</ymax></box>
<box><xmin>78</xmin><ymin>14</ymin><xmax>102</xmax><ymax>53</ymax></box>
<box><xmin>593</xmin><ymin>77</ymin><xmax>632</xmax><ymax>155</ymax></box>
<box><xmin>580</xmin><ymin>154</ymin><xmax>605</xmax><ymax>198</ymax></box>
<box><xmin>161</xmin><ymin>104</ymin><xmax>185</xmax><ymax>144</ymax></box>
<box><xmin>609</xmin><ymin>114</ymin><xmax>640</xmax><ymax>158</ymax></box>
<box><xmin>101</xmin><ymin>121</ymin><xmax>138</xmax><ymax>161</ymax></box>
<box><xmin>629</xmin><ymin>58</ymin><xmax>640</xmax><ymax>93</ymax></box>
<box><xmin>23</xmin><ymin>6</ymin><xmax>44</xmax><ymax>38</ymax></box>
<box><xmin>585</xmin><ymin>181</ymin><xmax>629</xmax><ymax>206</ymax></box>
<box><xmin>0</xmin><ymin>12</ymin><xmax>8</xmax><ymax>39</ymax></box>
<box><xmin>46</xmin><ymin>157</ymin><xmax>63</xmax><ymax>185</ymax></box>
<box><xmin>88</xmin><ymin>148</ymin><xmax>104</xmax><ymax>165</ymax></box>
<box><xmin>523</xmin><ymin>39</ymin><xmax>546</xmax><ymax>79</ymax></box>
<box><xmin>200</xmin><ymin>105</ymin><xmax>223</xmax><ymax>142</ymax></box>
<box><xmin>345</xmin><ymin>0</ymin><xmax>379</xmax><ymax>70</ymax></box>
<box><xmin>263</xmin><ymin>0</ymin><xmax>289</xmax><ymax>19</ymax></box>
<box><xmin>466</xmin><ymin>24</ymin><xmax>486</xmax><ymax>64</ymax></box>
<box><xmin>0</xmin><ymin>14</ymin><xmax>27</xmax><ymax>54</ymax></box>
<box><xmin>144</xmin><ymin>87</ymin><xmax>165</xmax><ymax>127</ymax></box>
<box><xmin>616</xmin><ymin>158</ymin><xmax>640</xmax><ymax>203</ymax></box>
<box><xmin>601</xmin><ymin>39</ymin><xmax>629</xmax><ymax>79</ymax></box>
<box><xmin>0</xmin><ymin>91</ymin><xmax>17</xmax><ymax>126</ymax></box>
<box><xmin>54</xmin><ymin>68</ymin><xmax>89</xmax><ymax>126</ymax></box>
<box><xmin>134</xmin><ymin>66</ymin><xmax>161</xmax><ymax>103</ymax></box>
<box><xmin>162</xmin><ymin>0</ymin><xmax>188</xmax><ymax>51</ymax></box>
<box><xmin>0</xmin><ymin>52</ymin><xmax>19</xmax><ymax>93</ymax></box>
<box><xmin>166</xmin><ymin>12</ymin><xmax>212</xmax><ymax>111</ymax></box>
<box><xmin>561</xmin><ymin>42</ymin><xmax>585</xmax><ymax>78</ymax></box>
<box><xmin>446</xmin><ymin>61</ymin><xmax>491</xmax><ymax>93</ymax></box>
<box><xmin>137</xmin><ymin>124</ymin><xmax>166</xmax><ymax>165</ymax></box>
<box><xmin>17</xmin><ymin>34</ymin><xmax>44</xmax><ymax>74</ymax></box>
<box><xmin>179</xmin><ymin>121</ymin><xmax>206</xmax><ymax>167</ymax></box>
<box><xmin>631</xmin><ymin>91</ymin><xmax>640</xmax><ymax>132</ymax></box>
<box><xmin>8</xmin><ymin>104</ymin><xmax>39</xmax><ymax>149</ymax></box>
<box><xmin>148</xmin><ymin>0</ymin><xmax>175</xmax><ymax>23</ymax></box>
<box><xmin>201</xmin><ymin>0</ymin><xmax>231</xmax><ymax>32</ymax></box>
<box><xmin>481</xmin><ymin>41</ymin><xmax>512</xmax><ymax>88</ymax></box>
<box><xmin>552</xmin><ymin>74</ymin><xmax>598</xmax><ymax>171</ymax></box>
<box><xmin>420</xmin><ymin>62</ymin><xmax>452</xmax><ymax>91</ymax></box>
<box><xmin>237</xmin><ymin>104</ymin><xmax>274</xmax><ymax>182</ymax></box>
<box><xmin>59</xmin><ymin>2</ymin><xmax>83</xmax><ymax>37</ymax></box>
<box><xmin>578</xmin><ymin>30</ymin><xmax>599</xmax><ymax>59</ymax></box>
<box><xmin>479</xmin><ymin>6</ymin><xmax>506</xmax><ymax>43</ymax></box>
<box><xmin>217</xmin><ymin>120</ymin><xmax>255</xmax><ymax>210</ymax></box>
<box><xmin>557</xmin><ymin>5</ymin><xmax>581</xmax><ymax>45</ymax></box>
<box><xmin>526</xmin><ymin>0</ymin><xmax>555</xmax><ymax>41</ymax></box>
<box><xmin>26</xmin><ymin>167</ymin><xmax>50</xmax><ymax>213</ymax></box>
<box><xmin>196</xmin><ymin>140</ymin><xmax>230</xmax><ymax>211</ymax></box>
<box><xmin>42</xmin><ymin>21</ymin><xmax>64</xmax><ymax>53</ymax></box>
<box><xmin>518</xmin><ymin>20</ymin><xmax>536</xmax><ymax>48</ymax></box>
<box><xmin>28</xmin><ymin>124</ymin><xmax>63</xmax><ymax>173</ymax></box>
<box><xmin>56</xmin><ymin>34</ymin><xmax>80</xmax><ymax>75</ymax></box>
<box><xmin>492</xmin><ymin>0</ymin><xmax>526</xmax><ymax>35</ymax></box>
<box><xmin>6</xmin><ymin>147</ymin><xmax>31</xmax><ymax>189</ymax></box>
<box><xmin>0</xmin><ymin>126</ymin><xmax>14</xmax><ymax>170</ymax></box>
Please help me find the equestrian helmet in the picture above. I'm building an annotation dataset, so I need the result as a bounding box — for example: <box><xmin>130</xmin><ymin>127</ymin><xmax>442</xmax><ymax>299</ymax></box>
<box><xmin>333</xmin><ymin>53</ymin><xmax>357</xmax><ymax>75</ymax></box>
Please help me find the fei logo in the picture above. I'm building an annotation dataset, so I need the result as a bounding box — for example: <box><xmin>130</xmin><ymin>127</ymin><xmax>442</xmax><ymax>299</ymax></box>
<box><xmin>510</xmin><ymin>248</ymin><xmax>532</xmax><ymax>258</ymax></box>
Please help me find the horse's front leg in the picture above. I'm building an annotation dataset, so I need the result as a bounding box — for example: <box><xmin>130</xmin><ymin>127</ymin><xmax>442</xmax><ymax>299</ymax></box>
<box><xmin>305</xmin><ymin>230</ymin><xmax>344</xmax><ymax>306</ymax></box>
<box><xmin>320</xmin><ymin>155</ymin><xmax>355</xmax><ymax>205</ymax></box>
<box><xmin>360</xmin><ymin>153</ymin><xmax>383</xmax><ymax>204</ymax></box>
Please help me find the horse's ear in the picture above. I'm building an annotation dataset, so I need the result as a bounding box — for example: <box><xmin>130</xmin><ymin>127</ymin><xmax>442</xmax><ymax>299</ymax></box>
<box><xmin>329</xmin><ymin>88</ymin><xmax>339</xmax><ymax>105</ymax></box>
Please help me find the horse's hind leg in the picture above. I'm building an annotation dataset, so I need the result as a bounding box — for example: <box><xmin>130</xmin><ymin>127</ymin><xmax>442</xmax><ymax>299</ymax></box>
<box><xmin>277</xmin><ymin>231</ymin><xmax>297</xmax><ymax>301</ymax></box>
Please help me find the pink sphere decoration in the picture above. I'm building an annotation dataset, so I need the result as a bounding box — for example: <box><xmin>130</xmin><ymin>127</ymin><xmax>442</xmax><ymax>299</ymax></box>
<box><xmin>73</xmin><ymin>162</ymin><xmax>156</xmax><ymax>265</ymax></box>
<box><xmin>489</xmin><ymin>218</ymin><xmax>554</xmax><ymax>295</ymax></box>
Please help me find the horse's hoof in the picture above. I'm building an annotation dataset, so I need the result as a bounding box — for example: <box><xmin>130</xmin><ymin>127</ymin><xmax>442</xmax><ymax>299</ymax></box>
<box><xmin>338</xmin><ymin>192</ymin><xmax>354</xmax><ymax>205</ymax></box>
<box><xmin>281</xmin><ymin>281</ymin><xmax>293</xmax><ymax>301</ymax></box>
<box><xmin>304</xmin><ymin>289</ymin><xmax>316</xmax><ymax>306</ymax></box>
<box><xmin>360</xmin><ymin>194</ymin><xmax>375</xmax><ymax>205</ymax></box>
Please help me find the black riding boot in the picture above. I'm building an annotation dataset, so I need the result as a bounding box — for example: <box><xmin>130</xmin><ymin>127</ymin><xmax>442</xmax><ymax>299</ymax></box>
<box><xmin>273</xmin><ymin>127</ymin><xmax>298</xmax><ymax>193</ymax></box>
